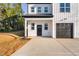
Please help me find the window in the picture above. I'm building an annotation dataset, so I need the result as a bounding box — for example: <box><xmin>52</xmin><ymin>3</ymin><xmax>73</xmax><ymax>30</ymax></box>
<box><xmin>44</xmin><ymin>23</ymin><xmax>48</xmax><ymax>30</ymax></box>
<box><xmin>44</xmin><ymin>7</ymin><xmax>48</xmax><ymax>12</ymax></box>
<box><xmin>31</xmin><ymin>23</ymin><xmax>35</xmax><ymax>30</ymax></box>
<box><xmin>60</xmin><ymin>3</ymin><xmax>70</xmax><ymax>12</ymax></box>
<box><xmin>37</xmin><ymin>7</ymin><xmax>41</xmax><ymax>12</ymax></box>
<box><xmin>31</xmin><ymin>7</ymin><xmax>35</xmax><ymax>12</ymax></box>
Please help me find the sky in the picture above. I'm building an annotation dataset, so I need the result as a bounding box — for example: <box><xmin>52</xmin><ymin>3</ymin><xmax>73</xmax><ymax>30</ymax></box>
<box><xmin>21</xmin><ymin>3</ymin><xmax>27</xmax><ymax>15</ymax></box>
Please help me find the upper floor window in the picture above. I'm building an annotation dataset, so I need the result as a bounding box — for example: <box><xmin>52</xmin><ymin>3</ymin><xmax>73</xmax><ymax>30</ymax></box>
<box><xmin>44</xmin><ymin>7</ymin><xmax>48</xmax><ymax>13</ymax></box>
<box><xmin>60</xmin><ymin>3</ymin><xmax>70</xmax><ymax>12</ymax></box>
<box><xmin>37</xmin><ymin>7</ymin><xmax>41</xmax><ymax>13</ymax></box>
<box><xmin>31</xmin><ymin>7</ymin><xmax>35</xmax><ymax>12</ymax></box>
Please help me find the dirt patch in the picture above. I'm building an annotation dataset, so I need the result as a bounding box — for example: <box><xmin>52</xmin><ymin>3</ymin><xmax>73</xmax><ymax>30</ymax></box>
<box><xmin>0</xmin><ymin>33</ymin><xmax>30</xmax><ymax>56</ymax></box>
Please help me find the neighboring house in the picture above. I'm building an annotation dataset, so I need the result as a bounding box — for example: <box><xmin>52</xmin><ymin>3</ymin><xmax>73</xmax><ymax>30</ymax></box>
<box><xmin>23</xmin><ymin>3</ymin><xmax>79</xmax><ymax>38</ymax></box>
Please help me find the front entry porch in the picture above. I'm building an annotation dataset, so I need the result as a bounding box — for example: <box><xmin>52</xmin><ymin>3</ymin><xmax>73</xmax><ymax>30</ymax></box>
<box><xmin>27</xmin><ymin>20</ymin><xmax>52</xmax><ymax>37</ymax></box>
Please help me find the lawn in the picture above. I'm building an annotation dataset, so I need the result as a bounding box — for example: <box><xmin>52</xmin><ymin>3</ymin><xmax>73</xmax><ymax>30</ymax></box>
<box><xmin>0</xmin><ymin>33</ymin><xmax>30</xmax><ymax>56</ymax></box>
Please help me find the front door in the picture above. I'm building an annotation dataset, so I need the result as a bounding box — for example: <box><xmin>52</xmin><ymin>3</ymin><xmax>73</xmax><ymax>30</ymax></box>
<box><xmin>56</xmin><ymin>23</ymin><xmax>73</xmax><ymax>38</ymax></box>
<box><xmin>37</xmin><ymin>25</ymin><xmax>42</xmax><ymax>36</ymax></box>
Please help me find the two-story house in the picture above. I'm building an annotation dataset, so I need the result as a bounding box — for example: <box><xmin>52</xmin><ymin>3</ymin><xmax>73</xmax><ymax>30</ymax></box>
<box><xmin>23</xmin><ymin>3</ymin><xmax>79</xmax><ymax>38</ymax></box>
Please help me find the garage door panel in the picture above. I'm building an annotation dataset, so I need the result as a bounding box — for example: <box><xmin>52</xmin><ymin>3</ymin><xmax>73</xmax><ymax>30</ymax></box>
<box><xmin>56</xmin><ymin>23</ymin><xmax>73</xmax><ymax>38</ymax></box>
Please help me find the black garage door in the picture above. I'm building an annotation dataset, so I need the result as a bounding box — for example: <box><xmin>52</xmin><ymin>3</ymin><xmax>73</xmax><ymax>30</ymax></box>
<box><xmin>56</xmin><ymin>23</ymin><xmax>73</xmax><ymax>38</ymax></box>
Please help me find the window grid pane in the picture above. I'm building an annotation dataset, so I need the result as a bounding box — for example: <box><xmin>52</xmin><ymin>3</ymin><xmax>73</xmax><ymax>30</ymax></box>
<box><xmin>60</xmin><ymin>3</ymin><xmax>65</xmax><ymax>7</ymax></box>
<box><xmin>31</xmin><ymin>7</ymin><xmax>34</xmax><ymax>12</ymax></box>
<box><xmin>38</xmin><ymin>7</ymin><xmax>41</xmax><ymax>12</ymax></box>
<box><xmin>44</xmin><ymin>7</ymin><xmax>48</xmax><ymax>12</ymax></box>
<box><xmin>66</xmin><ymin>3</ymin><xmax>70</xmax><ymax>7</ymax></box>
<box><xmin>66</xmin><ymin>8</ymin><xmax>70</xmax><ymax>12</ymax></box>
<box><xmin>60</xmin><ymin>8</ymin><xmax>65</xmax><ymax>12</ymax></box>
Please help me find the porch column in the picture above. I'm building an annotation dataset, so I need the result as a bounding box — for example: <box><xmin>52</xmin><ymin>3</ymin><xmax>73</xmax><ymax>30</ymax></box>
<box><xmin>24</xmin><ymin>19</ymin><xmax>28</xmax><ymax>37</ymax></box>
<box><xmin>52</xmin><ymin>19</ymin><xmax>56</xmax><ymax>38</ymax></box>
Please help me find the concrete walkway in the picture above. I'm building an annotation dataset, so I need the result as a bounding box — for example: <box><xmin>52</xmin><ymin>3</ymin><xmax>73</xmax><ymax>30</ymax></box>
<box><xmin>12</xmin><ymin>37</ymin><xmax>79</xmax><ymax>56</ymax></box>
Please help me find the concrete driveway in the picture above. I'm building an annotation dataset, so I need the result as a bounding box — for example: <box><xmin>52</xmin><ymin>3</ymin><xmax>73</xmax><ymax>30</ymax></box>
<box><xmin>12</xmin><ymin>37</ymin><xmax>79</xmax><ymax>56</ymax></box>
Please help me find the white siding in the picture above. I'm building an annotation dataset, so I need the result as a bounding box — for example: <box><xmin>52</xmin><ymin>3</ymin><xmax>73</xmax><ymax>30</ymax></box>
<box><xmin>53</xmin><ymin>3</ymin><xmax>78</xmax><ymax>21</ymax></box>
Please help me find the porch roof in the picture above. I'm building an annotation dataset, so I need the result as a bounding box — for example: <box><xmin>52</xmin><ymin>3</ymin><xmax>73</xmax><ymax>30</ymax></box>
<box><xmin>22</xmin><ymin>14</ymin><xmax>53</xmax><ymax>18</ymax></box>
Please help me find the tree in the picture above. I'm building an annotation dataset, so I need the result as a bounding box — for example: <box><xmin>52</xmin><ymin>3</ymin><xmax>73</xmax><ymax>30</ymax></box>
<box><xmin>0</xmin><ymin>3</ymin><xmax>24</xmax><ymax>32</ymax></box>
